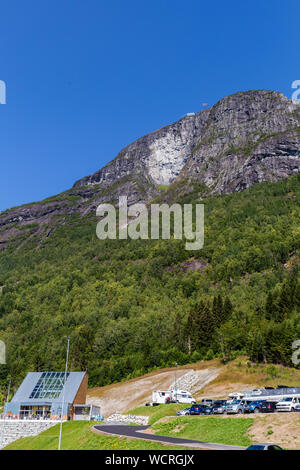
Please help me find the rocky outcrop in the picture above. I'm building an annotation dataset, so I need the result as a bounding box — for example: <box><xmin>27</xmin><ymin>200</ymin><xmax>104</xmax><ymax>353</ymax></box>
<box><xmin>74</xmin><ymin>90</ymin><xmax>300</xmax><ymax>198</ymax></box>
<box><xmin>73</xmin><ymin>110</ymin><xmax>210</xmax><ymax>188</ymax></box>
<box><xmin>180</xmin><ymin>90</ymin><xmax>300</xmax><ymax>194</ymax></box>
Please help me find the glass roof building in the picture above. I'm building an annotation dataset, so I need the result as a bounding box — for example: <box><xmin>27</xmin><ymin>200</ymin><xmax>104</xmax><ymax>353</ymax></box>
<box><xmin>4</xmin><ymin>371</ymin><xmax>88</xmax><ymax>420</ymax></box>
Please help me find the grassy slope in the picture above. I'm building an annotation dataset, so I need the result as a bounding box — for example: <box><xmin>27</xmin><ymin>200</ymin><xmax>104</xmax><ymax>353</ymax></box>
<box><xmin>127</xmin><ymin>404</ymin><xmax>189</xmax><ymax>425</ymax></box>
<box><xmin>3</xmin><ymin>421</ymin><xmax>191</xmax><ymax>451</ymax></box>
<box><xmin>127</xmin><ymin>402</ymin><xmax>252</xmax><ymax>447</ymax></box>
<box><xmin>151</xmin><ymin>416</ymin><xmax>253</xmax><ymax>447</ymax></box>
<box><xmin>4</xmin><ymin>417</ymin><xmax>252</xmax><ymax>450</ymax></box>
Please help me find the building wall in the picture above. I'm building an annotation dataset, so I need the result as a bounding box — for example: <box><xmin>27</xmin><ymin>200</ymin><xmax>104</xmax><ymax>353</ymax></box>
<box><xmin>4</xmin><ymin>372</ymin><xmax>88</xmax><ymax>421</ymax></box>
<box><xmin>72</xmin><ymin>373</ymin><xmax>88</xmax><ymax>406</ymax></box>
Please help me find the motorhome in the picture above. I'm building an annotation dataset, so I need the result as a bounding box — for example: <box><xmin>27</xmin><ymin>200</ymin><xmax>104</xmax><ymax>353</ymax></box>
<box><xmin>152</xmin><ymin>389</ymin><xmax>195</xmax><ymax>405</ymax></box>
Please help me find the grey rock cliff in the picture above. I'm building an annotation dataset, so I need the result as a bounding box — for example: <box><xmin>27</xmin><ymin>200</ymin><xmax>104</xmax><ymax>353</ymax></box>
<box><xmin>74</xmin><ymin>90</ymin><xmax>300</xmax><ymax>197</ymax></box>
<box><xmin>73</xmin><ymin>109</ymin><xmax>210</xmax><ymax>188</ymax></box>
<box><xmin>179</xmin><ymin>90</ymin><xmax>300</xmax><ymax>193</ymax></box>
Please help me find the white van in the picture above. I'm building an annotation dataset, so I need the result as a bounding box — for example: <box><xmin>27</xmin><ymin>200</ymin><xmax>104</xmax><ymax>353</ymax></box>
<box><xmin>276</xmin><ymin>397</ymin><xmax>300</xmax><ymax>412</ymax></box>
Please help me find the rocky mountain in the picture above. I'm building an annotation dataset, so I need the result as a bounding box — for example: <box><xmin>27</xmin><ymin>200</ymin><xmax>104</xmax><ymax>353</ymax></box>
<box><xmin>1</xmin><ymin>89</ymin><xmax>300</xmax><ymax>250</ymax></box>
<box><xmin>74</xmin><ymin>89</ymin><xmax>300</xmax><ymax>196</ymax></box>
<box><xmin>73</xmin><ymin>108</ymin><xmax>210</xmax><ymax>188</ymax></box>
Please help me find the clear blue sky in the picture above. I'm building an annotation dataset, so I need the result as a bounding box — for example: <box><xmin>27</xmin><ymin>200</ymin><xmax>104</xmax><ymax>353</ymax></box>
<box><xmin>0</xmin><ymin>0</ymin><xmax>299</xmax><ymax>211</ymax></box>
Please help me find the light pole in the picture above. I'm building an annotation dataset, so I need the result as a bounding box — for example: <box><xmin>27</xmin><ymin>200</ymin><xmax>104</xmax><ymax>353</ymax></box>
<box><xmin>58</xmin><ymin>336</ymin><xmax>70</xmax><ymax>451</ymax></box>
<box><xmin>0</xmin><ymin>377</ymin><xmax>11</xmax><ymax>450</ymax></box>
<box><xmin>174</xmin><ymin>362</ymin><xmax>177</xmax><ymax>402</ymax></box>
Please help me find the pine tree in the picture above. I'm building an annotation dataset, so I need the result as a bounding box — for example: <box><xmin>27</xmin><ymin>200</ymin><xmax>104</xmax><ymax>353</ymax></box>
<box><xmin>277</xmin><ymin>281</ymin><xmax>291</xmax><ymax>321</ymax></box>
<box><xmin>212</xmin><ymin>294</ymin><xmax>223</xmax><ymax>327</ymax></box>
<box><xmin>265</xmin><ymin>292</ymin><xmax>274</xmax><ymax>320</ymax></box>
<box><xmin>223</xmin><ymin>296</ymin><xmax>233</xmax><ymax>321</ymax></box>
<box><xmin>185</xmin><ymin>306</ymin><xmax>199</xmax><ymax>354</ymax></box>
<box><xmin>197</xmin><ymin>301</ymin><xmax>215</xmax><ymax>350</ymax></box>
<box><xmin>173</xmin><ymin>312</ymin><xmax>185</xmax><ymax>351</ymax></box>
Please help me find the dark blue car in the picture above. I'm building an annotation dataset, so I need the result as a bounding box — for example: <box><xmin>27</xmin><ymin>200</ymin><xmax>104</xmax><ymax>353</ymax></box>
<box><xmin>189</xmin><ymin>404</ymin><xmax>211</xmax><ymax>415</ymax></box>
<box><xmin>244</xmin><ymin>400</ymin><xmax>266</xmax><ymax>414</ymax></box>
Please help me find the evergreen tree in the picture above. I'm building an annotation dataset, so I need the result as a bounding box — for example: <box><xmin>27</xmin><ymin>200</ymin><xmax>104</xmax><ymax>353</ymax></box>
<box><xmin>223</xmin><ymin>296</ymin><xmax>233</xmax><ymax>321</ymax></box>
<box><xmin>197</xmin><ymin>301</ymin><xmax>216</xmax><ymax>350</ymax></box>
<box><xmin>265</xmin><ymin>292</ymin><xmax>274</xmax><ymax>320</ymax></box>
<box><xmin>212</xmin><ymin>294</ymin><xmax>223</xmax><ymax>327</ymax></box>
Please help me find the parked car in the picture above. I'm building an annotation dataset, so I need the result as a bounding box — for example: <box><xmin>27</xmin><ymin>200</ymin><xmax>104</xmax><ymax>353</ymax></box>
<box><xmin>226</xmin><ymin>399</ymin><xmax>246</xmax><ymax>414</ymax></box>
<box><xmin>276</xmin><ymin>397</ymin><xmax>300</xmax><ymax>412</ymax></box>
<box><xmin>244</xmin><ymin>400</ymin><xmax>266</xmax><ymax>414</ymax></box>
<box><xmin>200</xmin><ymin>399</ymin><xmax>214</xmax><ymax>406</ymax></box>
<box><xmin>176</xmin><ymin>407</ymin><xmax>191</xmax><ymax>416</ymax></box>
<box><xmin>189</xmin><ymin>404</ymin><xmax>211</xmax><ymax>415</ymax></box>
<box><xmin>210</xmin><ymin>400</ymin><xmax>227</xmax><ymax>414</ymax></box>
<box><xmin>295</xmin><ymin>403</ymin><xmax>300</xmax><ymax>412</ymax></box>
<box><xmin>260</xmin><ymin>401</ymin><xmax>277</xmax><ymax>413</ymax></box>
<box><xmin>246</xmin><ymin>444</ymin><xmax>284</xmax><ymax>450</ymax></box>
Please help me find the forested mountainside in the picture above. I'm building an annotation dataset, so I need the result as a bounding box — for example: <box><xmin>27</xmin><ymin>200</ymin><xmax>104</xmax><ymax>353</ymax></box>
<box><xmin>1</xmin><ymin>89</ymin><xmax>300</xmax><ymax>397</ymax></box>
<box><xmin>1</xmin><ymin>174</ymin><xmax>300</xmax><ymax>395</ymax></box>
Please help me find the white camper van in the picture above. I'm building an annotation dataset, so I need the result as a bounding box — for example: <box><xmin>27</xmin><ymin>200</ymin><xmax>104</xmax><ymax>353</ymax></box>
<box><xmin>152</xmin><ymin>389</ymin><xmax>195</xmax><ymax>405</ymax></box>
<box><xmin>152</xmin><ymin>390</ymin><xmax>172</xmax><ymax>404</ymax></box>
<box><xmin>276</xmin><ymin>397</ymin><xmax>300</xmax><ymax>412</ymax></box>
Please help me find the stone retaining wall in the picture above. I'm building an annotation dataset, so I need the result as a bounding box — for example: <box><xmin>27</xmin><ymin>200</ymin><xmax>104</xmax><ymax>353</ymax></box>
<box><xmin>105</xmin><ymin>413</ymin><xmax>149</xmax><ymax>425</ymax></box>
<box><xmin>0</xmin><ymin>419</ymin><xmax>60</xmax><ymax>449</ymax></box>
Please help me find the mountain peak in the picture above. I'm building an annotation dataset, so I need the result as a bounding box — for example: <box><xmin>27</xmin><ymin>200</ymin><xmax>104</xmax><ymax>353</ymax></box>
<box><xmin>73</xmin><ymin>89</ymin><xmax>300</xmax><ymax>198</ymax></box>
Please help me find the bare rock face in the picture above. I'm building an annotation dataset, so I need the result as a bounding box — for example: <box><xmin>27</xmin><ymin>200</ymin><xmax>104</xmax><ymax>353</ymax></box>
<box><xmin>179</xmin><ymin>90</ymin><xmax>300</xmax><ymax>194</ymax></box>
<box><xmin>74</xmin><ymin>90</ymin><xmax>300</xmax><ymax>198</ymax></box>
<box><xmin>73</xmin><ymin>109</ymin><xmax>210</xmax><ymax>188</ymax></box>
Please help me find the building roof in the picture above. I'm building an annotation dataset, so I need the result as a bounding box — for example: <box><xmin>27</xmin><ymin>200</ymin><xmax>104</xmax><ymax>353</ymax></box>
<box><xmin>10</xmin><ymin>371</ymin><xmax>86</xmax><ymax>404</ymax></box>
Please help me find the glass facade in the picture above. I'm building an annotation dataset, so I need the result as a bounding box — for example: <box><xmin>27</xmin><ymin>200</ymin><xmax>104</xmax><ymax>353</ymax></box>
<box><xmin>29</xmin><ymin>372</ymin><xmax>70</xmax><ymax>399</ymax></box>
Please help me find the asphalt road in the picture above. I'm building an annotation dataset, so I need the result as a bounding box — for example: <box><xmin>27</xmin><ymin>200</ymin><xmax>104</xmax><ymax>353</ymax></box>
<box><xmin>93</xmin><ymin>424</ymin><xmax>246</xmax><ymax>450</ymax></box>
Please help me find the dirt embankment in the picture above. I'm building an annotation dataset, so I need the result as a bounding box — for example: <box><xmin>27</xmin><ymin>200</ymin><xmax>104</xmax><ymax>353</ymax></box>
<box><xmin>247</xmin><ymin>413</ymin><xmax>300</xmax><ymax>450</ymax></box>
<box><xmin>87</xmin><ymin>367</ymin><xmax>220</xmax><ymax>417</ymax></box>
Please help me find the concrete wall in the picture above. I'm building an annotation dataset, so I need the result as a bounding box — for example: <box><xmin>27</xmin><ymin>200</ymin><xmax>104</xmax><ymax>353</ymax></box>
<box><xmin>0</xmin><ymin>419</ymin><xmax>60</xmax><ymax>449</ymax></box>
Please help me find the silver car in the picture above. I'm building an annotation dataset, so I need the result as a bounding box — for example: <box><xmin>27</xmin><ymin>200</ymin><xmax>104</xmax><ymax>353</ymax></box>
<box><xmin>176</xmin><ymin>407</ymin><xmax>191</xmax><ymax>416</ymax></box>
<box><xmin>246</xmin><ymin>443</ymin><xmax>284</xmax><ymax>450</ymax></box>
<box><xmin>226</xmin><ymin>399</ymin><xmax>245</xmax><ymax>414</ymax></box>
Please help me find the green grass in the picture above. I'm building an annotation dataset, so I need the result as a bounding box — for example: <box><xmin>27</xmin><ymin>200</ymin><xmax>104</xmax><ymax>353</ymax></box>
<box><xmin>157</xmin><ymin>185</ymin><xmax>169</xmax><ymax>191</ymax></box>
<box><xmin>127</xmin><ymin>404</ymin><xmax>188</xmax><ymax>425</ymax></box>
<box><xmin>3</xmin><ymin>421</ymin><xmax>191</xmax><ymax>450</ymax></box>
<box><xmin>151</xmin><ymin>416</ymin><xmax>253</xmax><ymax>447</ymax></box>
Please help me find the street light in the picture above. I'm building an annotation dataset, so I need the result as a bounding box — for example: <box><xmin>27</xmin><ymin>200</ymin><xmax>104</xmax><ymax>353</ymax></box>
<box><xmin>0</xmin><ymin>377</ymin><xmax>11</xmax><ymax>450</ymax></box>
<box><xmin>174</xmin><ymin>362</ymin><xmax>178</xmax><ymax>402</ymax></box>
<box><xmin>58</xmin><ymin>336</ymin><xmax>70</xmax><ymax>451</ymax></box>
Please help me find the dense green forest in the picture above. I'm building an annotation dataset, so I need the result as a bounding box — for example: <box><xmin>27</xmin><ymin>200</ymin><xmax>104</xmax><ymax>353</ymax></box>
<box><xmin>1</xmin><ymin>174</ymin><xmax>300</xmax><ymax>399</ymax></box>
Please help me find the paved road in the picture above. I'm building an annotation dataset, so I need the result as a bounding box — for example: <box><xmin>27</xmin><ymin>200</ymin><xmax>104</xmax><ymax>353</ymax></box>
<box><xmin>93</xmin><ymin>424</ymin><xmax>246</xmax><ymax>450</ymax></box>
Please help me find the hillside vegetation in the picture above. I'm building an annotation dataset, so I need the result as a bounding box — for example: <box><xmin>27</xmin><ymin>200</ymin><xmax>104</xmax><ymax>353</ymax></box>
<box><xmin>1</xmin><ymin>174</ymin><xmax>300</xmax><ymax>397</ymax></box>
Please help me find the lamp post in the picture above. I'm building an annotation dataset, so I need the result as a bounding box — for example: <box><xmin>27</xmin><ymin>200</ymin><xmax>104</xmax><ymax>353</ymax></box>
<box><xmin>0</xmin><ymin>377</ymin><xmax>11</xmax><ymax>450</ymax></box>
<box><xmin>174</xmin><ymin>362</ymin><xmax>178</xmax><ymax>402</ymax></box>
<box><xmin>58</xmin><ymin>336</ymin><xmax>70</xmax><ymax>451</ymax></box>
